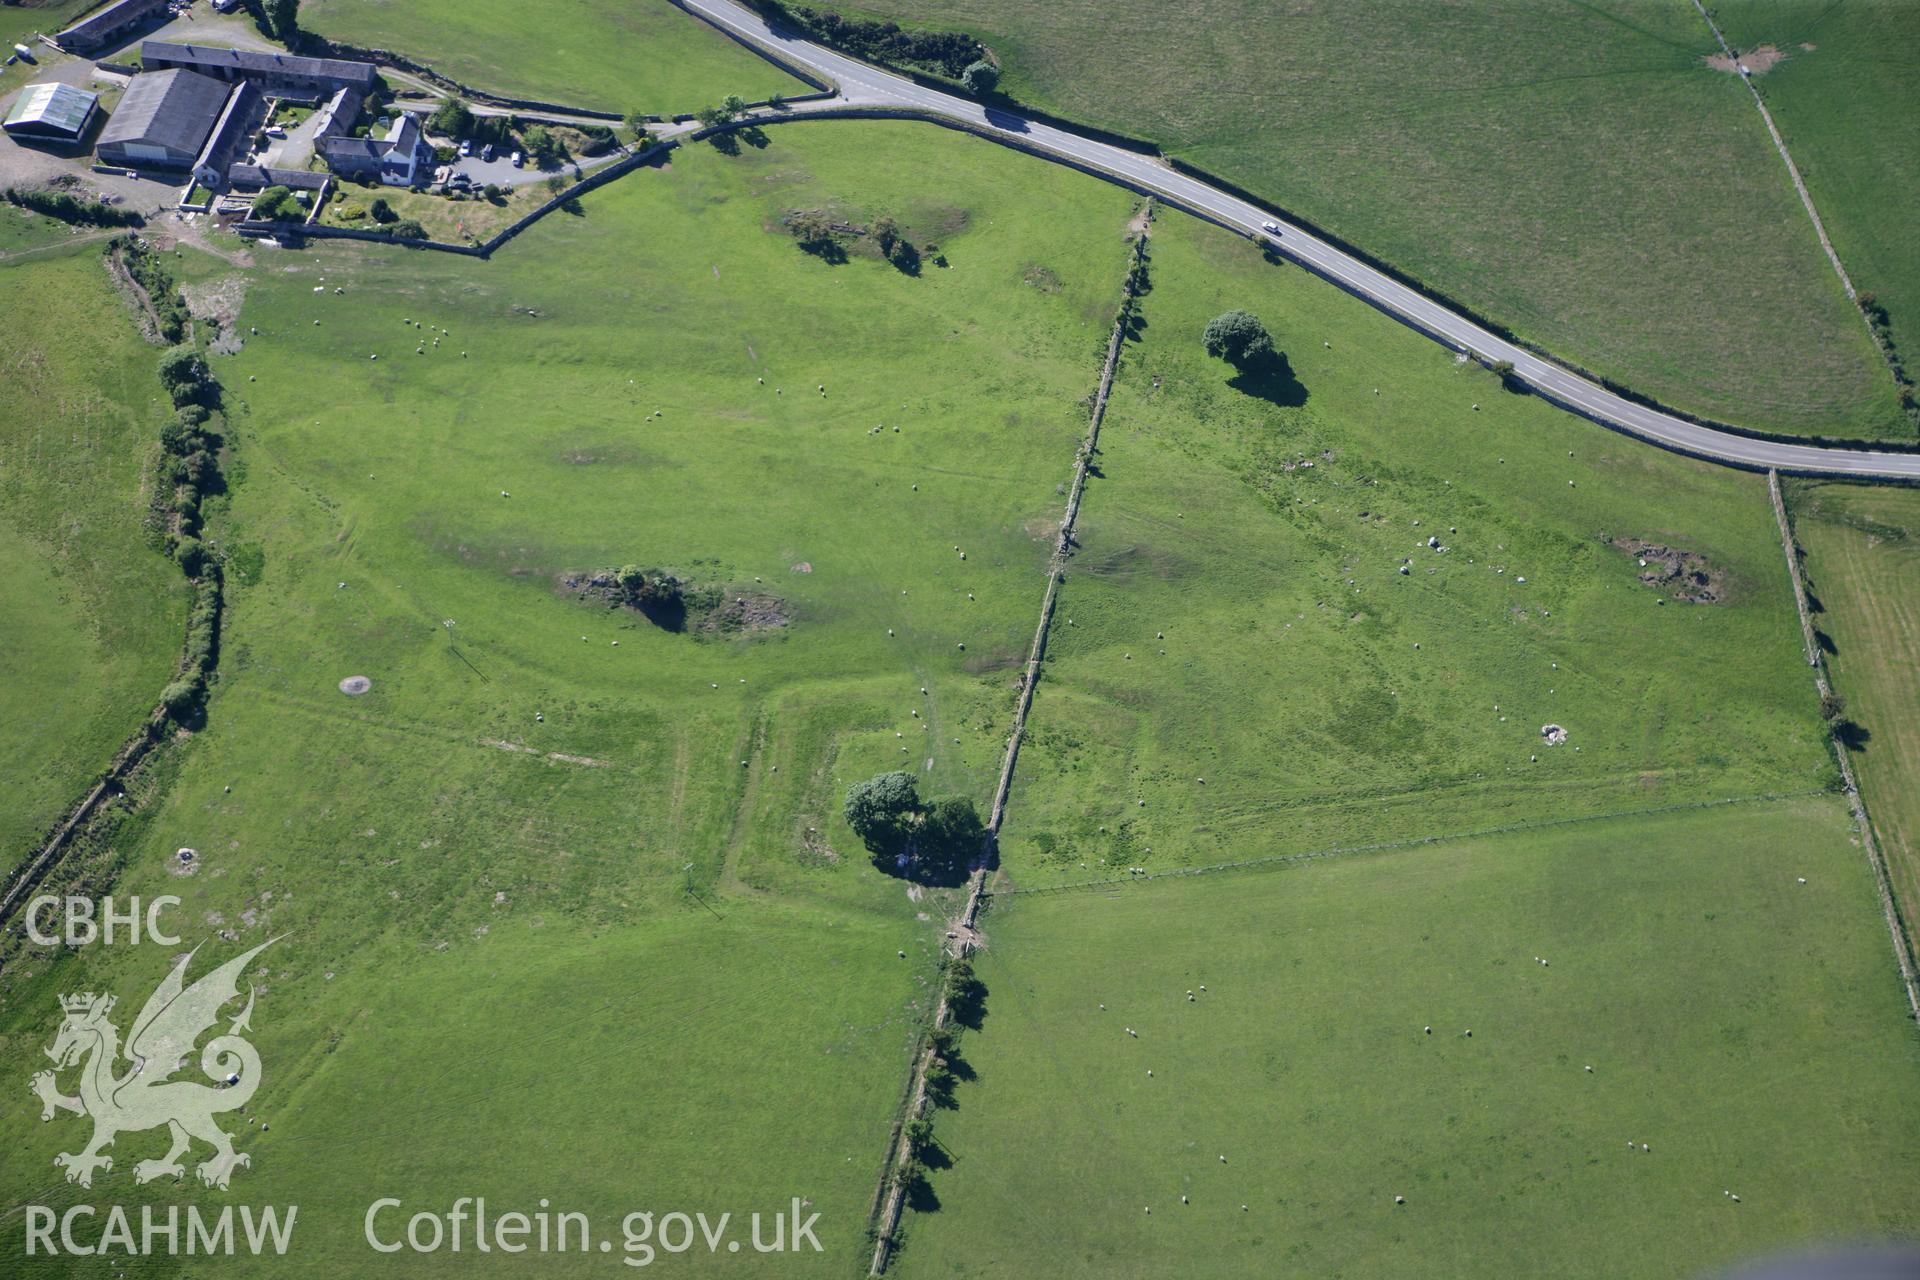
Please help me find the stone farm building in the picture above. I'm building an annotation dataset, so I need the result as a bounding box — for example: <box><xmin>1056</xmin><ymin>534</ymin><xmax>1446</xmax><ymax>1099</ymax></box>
<box><xmin>320</xmin><ymin>112</ymin><xmax>431</xmax><ymax>186</ymax></box>
<box><xmin>95</xmin><ymin>67</ymin><xmax>261</xmax><ymax>183</ymax></box>
<box><xmin>3</xmin><ymin>82</ymin><xmax>100</xmax><ymax>143</ymax></box>
<box><xmin>140</xmin><ymin>42</ymin><xmax>379</xmax><ymax>98</ymax></box>
<box><xmin>55</xmin><ymin>0</ymin><xmax>168</xmax><ymax>56</ymax></box>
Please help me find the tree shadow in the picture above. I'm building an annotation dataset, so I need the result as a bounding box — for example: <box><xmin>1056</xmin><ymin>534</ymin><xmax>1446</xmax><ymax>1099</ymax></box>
<box><xmin>888</xmin><ymin>240</ymin><xmax>922</xmax><ymax>276</ymax></box>
<box><xmin>1805</xmin><ymin>588</ymin><xmax>1826</xmax><ymax>616</ymax></box>
<box><xmin>1815</xmin><ymin>628</ymin><xmax>1837</xmax><ymax>656</ymax></box>
<box><xmin>867</xmin><ymin>845</ymin><xmax>968</xmax><ymax>887</ymax></box>
<box><xmin>635</xmin><ymin>596</ymin><xmax>686</xmax><ymax>633</ymax></box>
<box><xmin>1836</xmin><ymin>720</ymin><xmax>1872</xmax><ymax>751</ymax></box>
<box><xmin>1225</xmin><ymin>349</ymin><xmax>1307</xmax><ymax>407</ymax></box>
<box><xmin>904</xmin><ymin>1173</ymin><xmax>941</xmax><ymax>1213</ymax></box>
<box><xmin>737</xmin><ymin>126</ymin><xmax>769</xmax><ymax>149</ymax></box>
<box><xmin>798</xmin><ymin>235</ymin><xmax>848</xmax><ymax>265</ymax></box>
<box><xmin>949</xmin><ymin>977</ymin><xmax>988</xmax><ymax>1032</ymax></box>
<box><xmin>983</xmin><ymin>105</ymin><xmax>1030</xmax><ymax>134</ymax></box>
<box><xmin>1122</xmin><ymin>308</ymin><xmax>1149</xmax><ymax>341</ymax></box>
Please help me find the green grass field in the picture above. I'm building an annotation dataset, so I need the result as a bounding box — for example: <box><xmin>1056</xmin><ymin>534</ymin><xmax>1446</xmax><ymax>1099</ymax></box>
<box><xmin>299</xmin><ymin>0</ymin><xmax>805</xmax><ymax>113</ymax></box>
<box><xmin>3</xmin><ymin>103</ymin><xmax>1915</xmax><ymax>1278</ymax></box>
<box><xmin>995</xmin><ymin>208</ymin><xmax>1829</xmax><ymax>882</ymax></box>
<box><xmin>844</xmin><ymin>0</ymin><xmax>1905</xmax><ymax>440</ymax></box>
<box><xmin>0</xmin><ymin>0</ymin><xmax>91</xmax><ymax>47</ymax></box>
<box><xmin>1712</xmin><ymin>1</ymin><xmax>1920</xmax><ymax>377</ymax></box>
<box><xmin>0</xmin><ymin>249</ymin><xmax>187</xmax><ymax>862</ymax></box>
<box><xmin>896</xmin><ymin>800</ymin><xmax>1920</xmax><ymax>1279</ymax></box>
<box><xmin>0</xmin><ymin>121</ymin><xmax>1142</xmax><ymax>1275</ymax></box>
<box><xmin>1790</xmin><ymin>479</ymin><xmax>1920</xmax><ymax>951</ymax></box>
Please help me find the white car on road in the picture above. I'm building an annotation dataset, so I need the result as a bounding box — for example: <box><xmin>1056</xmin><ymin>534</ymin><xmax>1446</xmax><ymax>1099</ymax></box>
<box><xmin>1260</xmin><ymin>220</ymin><xmax>1282</xmax><ymax>238</ymax></box>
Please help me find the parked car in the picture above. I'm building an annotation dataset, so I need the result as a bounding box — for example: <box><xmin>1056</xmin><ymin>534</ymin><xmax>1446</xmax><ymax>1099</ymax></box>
<box><xmin>458</xmin><ymin>139</ymin><xmax>471</xmax><ymax>157</ymax></box>
<box><xmin>509</xmin><ymin>151</ymin><xmax>523</xmax><ymax>168</ymax></box>
<box><xmin>480</xmin><ymin>143</ymin><xmax>495</xmax><ymax>162</ymax></box>
<box><xmin>264</xmin><ymin>125</ymin><xmax>287</xmax><ymax>139</ymax></box>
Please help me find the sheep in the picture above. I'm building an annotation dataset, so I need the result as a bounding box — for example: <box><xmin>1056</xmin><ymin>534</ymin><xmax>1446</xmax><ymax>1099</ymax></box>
<box><xmin>1394</xmin><ymin>1196</ymin><xmax>1405</xmax><ymax>1205</ymax></box>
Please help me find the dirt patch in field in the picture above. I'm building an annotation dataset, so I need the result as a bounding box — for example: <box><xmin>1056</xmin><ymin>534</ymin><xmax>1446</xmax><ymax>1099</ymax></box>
<box><xmin>1605</xmin><ymin>537</ymin><xmax>1727</xmax><ymax>603</ymax></box>
<box><xmin>1706</xmin><ymin>45</ymin><xmax>1785</xmax><ymax>75</ymax></box>
<box><xmin>181</xmin><ymin>273</ymin><xmax>249</xmax><ymax>331</ymax></box>
<box><xmin>699</xmin><ymin>593</ymin><xmax>790</xmax><ymax>637</ymax></box>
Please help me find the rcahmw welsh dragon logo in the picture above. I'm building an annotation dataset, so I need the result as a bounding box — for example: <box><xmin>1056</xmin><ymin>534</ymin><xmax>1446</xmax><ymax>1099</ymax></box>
<box><xmin>30</xmin><ymin>938</ymin><xmax>278</xmax><ymax>1189</ymax></box>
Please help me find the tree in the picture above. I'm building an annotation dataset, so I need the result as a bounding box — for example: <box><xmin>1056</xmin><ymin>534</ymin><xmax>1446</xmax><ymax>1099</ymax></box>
<box><xmin>960</xmin><ymin>60</ymin><xmax>1000</xmax><ymax>95</ymax></box>
<box><xmin>790</xmin><ymin>210</ymin><xmax>835</xmax><ymax>255</ymax></box>
<box><xmin>1202</xmin><ymin>309</ymin><xmax>1274</xmax><ymax>365</ymax></box>
<box><xmin>262</xmin><ymin>0</ymin><xmax>299</xmax><ymax>40</ymax></box>
<box><xmin>174</xmin><ymin>536</ymin><xmax>211</xmax><ymax>577</ymax></box>
<box><xmin>844</xmin><ymin>771</ymin><xmax>920</xmax><ymax>848</ymax></box>
<box><xmin>160</xmin><ymin>676</ymin><xmax>203</xmax><ymax>722</ymax></box>
<box><xmin>1820</xmin><ymin>690</ymin><xmax>1848</xmax><ymax>727</ymax></box>
<box><xmin>616</xmin><ymin>564</ymin><xmax>649</xmax><ymax>598</ymax></box>
<box><xmin>368</xmin><ymin>196</ymin><xmax>396</xmax><ymax>224</ymax></box>
<box><xmin>430</xmin><ymin>96</ymin><xmax>474</xmax><ymax>139</ymax></box>
<box><xmin>545</xmin><ymin>173</ymin><xmax>568</xmax><ymax>195</ymax></box>
<box><xmin>871</xmin><ymin>215</ymin><xmax>901</xmax><ymax>256</ymax></box>
<box><xmin>522</xmin><ymin>124</ymin><xmax>565</xmax><ymax>169</ymax></box>
<box><xmin>157</xmin><ymin>347</ymin><xmax>209</xmax><ymax>405</ymax></box>
<box><xmin>625</xmin><ymin>108</ymin><xmax>649</xmax><ymax>135</ymax></box>
<box><xmin>720</xmin><ymin>93</ymin><xmax>749</xmax><ymax>118</ymax></box>
<box><xmin>252</xmin><ymin>184</ymin><xmax>302</xmax><ymax>221</ymax></box>
<box><xmin>389</xmin><ymin>219</ymin><xmax>427</xmax><ymax>240</ymax></box>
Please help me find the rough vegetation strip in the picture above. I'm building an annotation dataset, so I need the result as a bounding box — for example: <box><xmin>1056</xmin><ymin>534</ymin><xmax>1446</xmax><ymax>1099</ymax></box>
<box><xmin>1771</xmin><ymin>470</ymin><xmax>1920</xmax><ymax>1021</ymax></box>
<box><xmin>865</xmin><ymin>212</ymin><xmax>1152</xmax><ymax>1276</ymax></box>
<box><xmin>1</xmin><ymin>242</ymin><xmax>233</xmax><ymax>931</ymax></box>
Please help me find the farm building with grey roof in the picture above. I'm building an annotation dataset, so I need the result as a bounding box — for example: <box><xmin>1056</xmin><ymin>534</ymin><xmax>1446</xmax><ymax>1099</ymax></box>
<box><xmin>140</xmin><ymin>41</ymin><xmax>379</xmax><ymax>97</ymax></box>
<box><xmin>96</xmin><ymin>68</ymin><xmax>232</xmax><ymax>170</ymax></box>
<box><xmin>55</xmin><ymin>0</ymin><xmax>169</xmax><ymax>55</ymax></box>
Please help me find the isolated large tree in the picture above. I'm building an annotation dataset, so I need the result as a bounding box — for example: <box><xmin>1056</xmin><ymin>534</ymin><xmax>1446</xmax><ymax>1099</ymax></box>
<box><xmin>1203</xmin><ymin>309</ymin><xmax>1274</xmax><ymax>365</ymax></box>
<box><xmin>844</xmin><ymin>771</ymin><xmax>920</xmax><ymax>847</ymax></box>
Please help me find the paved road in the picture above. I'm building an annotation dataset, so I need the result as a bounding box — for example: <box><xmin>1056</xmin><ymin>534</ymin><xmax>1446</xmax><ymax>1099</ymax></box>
<box><xmin>679</xmin><ymin>0</ymin><xmax>1920</xmax><ymax>480</ymax></box>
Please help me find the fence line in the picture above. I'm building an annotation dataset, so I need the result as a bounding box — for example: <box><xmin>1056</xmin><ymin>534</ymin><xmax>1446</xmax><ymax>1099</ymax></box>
<box><xmin>866</xmin><ymin>214</ymin><xmax>1152</xmax><ymax>1276</ymax></box>
<box><xmin>1770</xmin><ymin>473</ymin><xmax>1920</xmax><ymax>1022</ymax></box>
